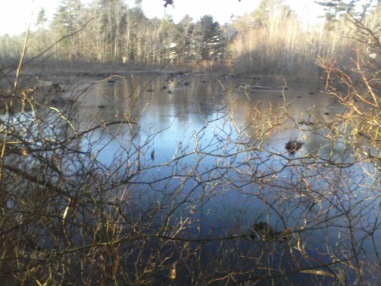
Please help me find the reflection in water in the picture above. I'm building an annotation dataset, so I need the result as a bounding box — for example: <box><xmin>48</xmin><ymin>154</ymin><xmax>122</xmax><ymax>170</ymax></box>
<box><xmin>77</xmin><ymin>73</ymin><xmax>380</xmax><ymax>283</ymax></box>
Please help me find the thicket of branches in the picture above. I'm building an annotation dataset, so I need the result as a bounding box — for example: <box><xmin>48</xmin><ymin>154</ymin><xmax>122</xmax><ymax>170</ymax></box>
<box><xmin>0</xmin><ymin>1</ymin><xmax>381</xmax><ymax>285</ymax></box>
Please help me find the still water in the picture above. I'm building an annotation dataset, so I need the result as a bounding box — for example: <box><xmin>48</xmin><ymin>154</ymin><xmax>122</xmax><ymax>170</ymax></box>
<box><xmin>77</xmin><ymin>72</ymin><xmax>380</xmax><ymax>283</ymax></box>
<box><xmin>80</xmin><ymin>72</ymin><xmax>341</xmax><ymax>165</ymax></box>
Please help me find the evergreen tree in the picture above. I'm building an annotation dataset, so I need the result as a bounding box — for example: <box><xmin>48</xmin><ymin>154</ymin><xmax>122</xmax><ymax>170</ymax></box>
<box><xmin>36</xmin><ymin>8</ymin><xmax>48</xmax><ymax>30</ymax></box>
<box><xmin>50</xmin><ymin>0</ymin><xmax>84</xmax><ymax>60</ymax></box>
<box><xmin>315</xmin><ymin>0</ymin><xmax>356</xmax><ymax>23</ymax></box>
<box><xmin>192</xmin><ymin>15</ymin><xmax>222</xmax><ymax>61</ymax></box>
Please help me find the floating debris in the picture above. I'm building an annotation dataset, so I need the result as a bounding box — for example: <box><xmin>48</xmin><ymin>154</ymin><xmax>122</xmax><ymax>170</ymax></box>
<box><xmin>170</xmin><ymin>262</ymin><xmax>177</xmax><ymax>281</ymax></box>
<box><xmin>251</xmin><ymin>85</ymin><xmax>272</xmax><ymax>90</ymax></box>
<box><xmin>252</xmin><ymin>222</ymin><xmax>274</xmax><ymax>239</ymax></box>
<box><xmin>150</xmin><ymin>149</ymin><xmax>155</xmax><ymax>161</ymax></box>
<box><xmin>298</xmin><ymin>120</ymin><xmax>314</xmax><ymax>127</ymax></box>
<box><xmin>250</xmin><ymin>222</ymin><xmax>291</xmax><ymax>243</ymax></box>
<box><xmin>285</xmin><ymin>139</ymin><xmax>303</xmax><ymax>155</ymax></box>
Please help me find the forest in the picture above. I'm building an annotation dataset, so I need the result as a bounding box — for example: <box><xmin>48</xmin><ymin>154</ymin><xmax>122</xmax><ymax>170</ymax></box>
<box><xmin>1</xmin><ymin>0</ymin><xmax>378</xmax><ymax>77</ymax></box>
<box><xmin>1</xmin><ymin>0</ymin><xmax>381</xmax><ymax>285</ymax></box>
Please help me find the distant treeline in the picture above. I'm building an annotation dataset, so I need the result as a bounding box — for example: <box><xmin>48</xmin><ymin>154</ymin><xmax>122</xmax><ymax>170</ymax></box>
<box><xmin>0</xmin><ymin>0</ymin><xmax>380</xmax><ymax>78</ymax></box>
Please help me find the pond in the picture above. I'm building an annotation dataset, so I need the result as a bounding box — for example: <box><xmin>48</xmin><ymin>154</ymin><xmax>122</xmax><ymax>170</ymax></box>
<box><xmin>75</xmin><ymin>71</ymin><xmax>380</xmax><ymax>284</ymax></box>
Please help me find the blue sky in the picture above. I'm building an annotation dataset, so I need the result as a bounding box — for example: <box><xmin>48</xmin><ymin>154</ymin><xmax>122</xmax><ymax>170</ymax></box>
<box><xmin>0</xmin><ymin>0</ymin><xmax>325</xmax><ymax>36</ymax></box>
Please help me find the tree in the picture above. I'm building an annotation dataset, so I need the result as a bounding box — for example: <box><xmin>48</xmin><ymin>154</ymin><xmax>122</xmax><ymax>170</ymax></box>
<box><xmin>50</xmin><ymin>0</ymin><xmax>85</xmax><ymax>60</ymax></box>
<box><xmin>229</xmin><ymin>0</ymin><xmax>308</xmax><ymax>74</ymax></box>
<box><xmin>315</xmin><ymin>5</ymin><xmax>381</xmax><ymax>284</ymax></box>
<box><xmin>36</xmin><ymin>8</ymin><xmax>48</xmax><ymax>30</ymax></box>
<box><xmin>124</xmin><ymin>7</ymin><xmax>147</xmax><ymax>62</ymax></box>
<box><xmin>91</xmin><ymin>0</ymin><xmax>127</xmax><ymax>61</ymax></box>
<box><xmin>175</xmin><ymin>15</ymin><xmax>194</xmax><ymax>64</ymax></box>
<box><xmin>316</xmin><ymin>0</ymin><xmax>356</xmax><ymax>20</ymax></box>
<box><xmin>191</xmin><ymin>15</ymin><xmax>222</xmax><ymax>61</ymax></box>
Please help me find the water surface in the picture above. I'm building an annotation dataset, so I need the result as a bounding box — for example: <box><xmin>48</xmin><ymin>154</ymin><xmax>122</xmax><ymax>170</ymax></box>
<box><xmin>75</xmin><ymin>72</ymin><xmax>380</xmax><ymax>283</ymax></box>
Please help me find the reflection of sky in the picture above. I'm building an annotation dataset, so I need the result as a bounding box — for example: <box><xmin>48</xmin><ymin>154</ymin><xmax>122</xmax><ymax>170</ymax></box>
<box><xmin>77</xmin><ymin>74</ymin><xmax>381</xmax><ymax>262</ymax></box>
<box><xmin>78</xmin><ymin>74</ymin><xmax>371</xmax><ymax>191</ymax></box>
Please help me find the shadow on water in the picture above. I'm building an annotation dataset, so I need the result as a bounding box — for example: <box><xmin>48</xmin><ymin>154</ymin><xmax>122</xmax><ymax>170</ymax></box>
<box><xmin>77</xmin><ymin>72</ymin><xmax>381</xmax><ymax>284</ymax></box>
